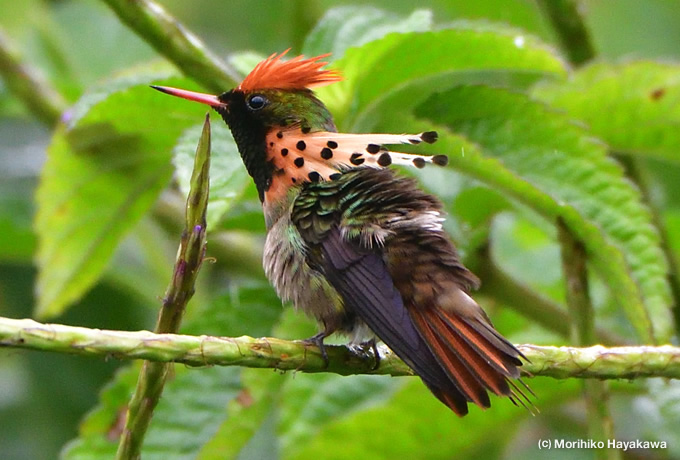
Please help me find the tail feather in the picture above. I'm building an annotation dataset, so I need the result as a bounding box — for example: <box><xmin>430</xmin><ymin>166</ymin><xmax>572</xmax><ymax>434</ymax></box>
<box><xmin>438</xmin><ymin>311</ymin><xmax>522</xmax><ymax>379</ymax></box>
<box><xmin>432</xmin><ymin>312</ymin><xmax>511</xmax><ymax>397</ymax></box>
<box><xmin>410</xmin><ymin>306</ymin><xmax>531</xmax><ymax>415</ymax></box>
<box><xmin>429</xmin><ymin>385</ymin><xmax>471</xmax><ymax>416</ymax></box>
<box><xmin>508</xmin><ymin>379</ymin><xmax>538</xmax><ymax>414</ymax></box>
<box><xmin>411</xmin><ymin>310</ymin><xmax>492</xmax><ymax>409</ymax></box>
<box><xmin>462</xmin><ymin>316</ymin><xmax>528</xmax><ymax>364</ymax></box>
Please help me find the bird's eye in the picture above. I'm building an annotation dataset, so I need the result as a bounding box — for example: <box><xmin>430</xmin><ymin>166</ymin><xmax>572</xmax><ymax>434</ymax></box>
<box><xmin>247</xmin><ymin>95</ymin><xmax>268</xmax><ymax>110</ymax></box>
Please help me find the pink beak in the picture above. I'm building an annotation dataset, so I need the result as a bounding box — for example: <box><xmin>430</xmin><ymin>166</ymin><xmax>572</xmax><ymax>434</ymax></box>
<box><xmin>151</xmin><ymin>85</ymin><xmax>224</xmax><ymax>107</ymax></box>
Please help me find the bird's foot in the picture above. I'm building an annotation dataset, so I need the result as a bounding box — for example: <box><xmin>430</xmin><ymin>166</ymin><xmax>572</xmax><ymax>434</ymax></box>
<box><xmin>349</xmin><ymin>339</ymin><xmax>381</xmax><ymax>370</ymax></box>
<box><xmin>362</xmin><ymin>338</ymin><xmax>381</xmax><ymax>371</ymax></box>
<box><xmin>303</xmin><ymin>331</ymin><xmax>330</xmax><ymax>368</ymax></box>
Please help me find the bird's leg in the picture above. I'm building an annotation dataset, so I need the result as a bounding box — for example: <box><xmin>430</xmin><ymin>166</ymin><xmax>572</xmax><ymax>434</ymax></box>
<box><xmin>303</xmin><ymin>330</ymin><xmax>331</xmax><ymax>368</ymax></box>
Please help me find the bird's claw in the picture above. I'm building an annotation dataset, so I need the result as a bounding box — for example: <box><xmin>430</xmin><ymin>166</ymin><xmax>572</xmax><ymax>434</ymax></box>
<box><xmin>363</xmin><ymin>338</ymin><xmax>381</xmax><ymax>371</ymax></box>
<box><xmin>349</xmin><ymin>339</ymin><xmax>381</xmax><ymax>371</ymax></box>
<box><xmin>303</xmin><ymin>332</ymin><xmax>330</xmax><ymax>368</ymax></box>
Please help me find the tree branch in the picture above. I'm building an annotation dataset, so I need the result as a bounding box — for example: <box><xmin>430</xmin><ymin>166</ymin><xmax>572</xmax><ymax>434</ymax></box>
<box><xmin>535</xmin><ymin>0</ymin><xmax>596</xmax><ymax>66</ymax></box>
<box><xmin>0</xmin><ymin>26</ymin><xmax>67</xmax><ymax>126</ymax></box>
<box><xmin>2</xmin><ymin>317</ymin><xmax>679</xmax><ymax>380</ymax></box>
<box><xmin>101</xmin><ymin>0</ymin><xmax>240</xmax><ymax>92</ymax></box>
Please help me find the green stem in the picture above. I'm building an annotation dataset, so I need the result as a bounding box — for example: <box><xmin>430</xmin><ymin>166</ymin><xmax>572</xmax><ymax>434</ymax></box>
<box><xmin>558</xmin><ymin>221</ymin><xmax>595</xmax><ymax>345</ymax></box>
<box><xmin>100</xmin><ymin>0</ymin><xmax>240</xmax><ymax>92</ymax></box>
<box><xmin>2</xmin><ymin>316</ymin><xmax>680</xmax><ymax>379</ymax></box>
<box><xmin>535</xmin><ymin>0</ymin><xmax>596</xmax><ymax>66</ymax></box>
<box><xmin>0</xmin><ymin>26</ymin><xmax>67</xmax><ymax>126</ymax></box>
<box><xmin>558</xmin><ymin>220</ymin><xmax>619</xmax><ymax>460</ymax></box>
<box><xmin>115</xmin><ymin>115</ymin><xmax>211</xmax><ymax>460</ymax></box>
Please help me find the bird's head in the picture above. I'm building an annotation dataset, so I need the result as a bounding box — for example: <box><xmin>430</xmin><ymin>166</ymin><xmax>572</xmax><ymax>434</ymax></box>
<box><xmin>153</xmin><ymin>51</ymin><xmax>341</xmax><ymax>201</ymax></box>
<box><xmin>154</xmin><ymin>51</ymin><xmax>340</xmax><ymax>131</ymax></box>
<box><xmin>154</xmin><ymin>51</ymin><xmax>445</xmax><ymax>205</ymax></box>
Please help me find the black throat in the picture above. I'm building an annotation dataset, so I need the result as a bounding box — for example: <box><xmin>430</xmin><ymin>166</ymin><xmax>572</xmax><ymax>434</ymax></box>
<box><xmin>215</xmin><ymin>90</ymin><xmax>273</xmax><ymax>202</ymax></box>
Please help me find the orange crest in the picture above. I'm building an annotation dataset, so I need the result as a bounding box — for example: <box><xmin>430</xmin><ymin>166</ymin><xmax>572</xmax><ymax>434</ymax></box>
<box><xmin>238</xmin><ymin>50</ymin><xmax>342</xmax><ymax>91</ymax></box>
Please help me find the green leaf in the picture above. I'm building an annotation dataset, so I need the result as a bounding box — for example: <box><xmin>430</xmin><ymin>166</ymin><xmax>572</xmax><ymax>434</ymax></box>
<box><xmin>411</xmin><ymin>86</ymin><xmax>672</xmax><ymax>341</ymax></box>
<box><xmin>302</xmin><ymin>6</ymin><xmax>432</xmax><ymax>58</ymax></box>
<box><xmin>173</xmin><ymin>121</ymin><xmax>250</xmax><ymax>228</ymax></box>
<box><xmin>322</xmin><ymin>27</ymin><xmax>567</xmax><ymax>130</ymax></box>
<box><xmin>453</xmin><ymin>187</ymin><xmax>512</xmax><ymax>229</ymax></box>
<box><xmin>279</xmin><ymin>373</ymin><xmax>401</xmax><ymax>459</ymax></box>
<box><xmin>34</xmin><ymin>69</ymin><xmax>204</xmax><ymax>318</ymax></box>
<box><xmin>61</xmin><ymin>365</ymin><xmax>241</xmax><ymax>460</ymax></box>
<box><xmin>533</xmin><ymin>61</ymin><xmax>680</xmax><ymax>163</ymax></box>
<box><xmin>629</xmin><ymin>379</ymin><xmax>680</xmax><ymax>458</ymax></box>
<box><xmin>141</xmin><ymin>366</ymin><xmax>241</xmax><ymax>460</ymax></box>
<box><xmin>61</xmin><ymin>365</ymin><xmax>139</xmax><ymax>459</ymax></box>
<box><xmin>491</xmin><ymin>213</ymin><xmax>564</xmax><ymax>294</ymax></box>
<box><xmin>287</xmin><ymin>377</ymin><xmax>579</xmax><ymax>460</ymax></box>
<box><xmin>196</xmin><ymin>368</ymin><xmax>283</xmax><ymax>460</ymax></box>
<box><xmin>105</xmin><ymin>216</ymin><xmax>177</xmax><ymax>308</ymax></box>
<box><xmin>181</xmin><ymin>281</ymin><xmax>282</xmax><ymax>338</ymax></box>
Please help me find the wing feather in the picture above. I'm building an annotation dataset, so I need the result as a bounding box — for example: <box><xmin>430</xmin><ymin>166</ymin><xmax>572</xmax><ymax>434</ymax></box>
<box><xmin>321</xmin><ymin>227</ymin><xmax>470</xmax><ymax>414</ymax></box>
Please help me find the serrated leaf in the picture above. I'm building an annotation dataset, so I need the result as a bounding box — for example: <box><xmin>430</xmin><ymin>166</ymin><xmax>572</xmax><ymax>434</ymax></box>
<box><xmin>196</xmin><ymin>368</ymin><xmax>283</xmax><ymax>460</ymax></box>
<box><xmin>173</xmin><ymin>121</ymin><xmax>250</xmax><ymax>227</ymax></box>
<box><xmin>140</xmin><ymin>366</ymin><xmax>241</xmax><ymax>460</ymax></box>
<box><xmin>321</xmin><ymin>27</ymin><xmax>567</xmax><ymax>130</ymax></box>
<box><xmin>533</xmin><ymin>61</ymin><xmax>680</xmax><ymax>162</ymax></box>
<box><xmin>62</xmin><ymin>365</ymin><xmax>241</xmax><ymax>460</ymax></box>
<box><xmin>279</xmin><ymin>373</ymin><xmax>401</xmax><ymax>459</ymax></box>
<box><xmin>287</xmin><ymin>377</ymin><xmax>578</xmax><ymax>460</ymax></box>
<box><xmin>34</xmin><ymin>71</ymin><xmax>205</xmax><ymax>318</ymax></box>
<box><xmin>61</xmin><ymin>365</ymin><xmax>139</xmax><ymax>459</ymax></box>
<box><xmin>410</xmin><ymin>86</ymin><xmax>671</xmax><ymax>341</ymax></box>
<box><xmin>302</xmin><ymin>6</ymin><xmax>432</xmax><ymax>58</ymax></box>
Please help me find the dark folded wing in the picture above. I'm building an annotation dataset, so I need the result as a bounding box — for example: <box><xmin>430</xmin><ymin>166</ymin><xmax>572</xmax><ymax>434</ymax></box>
<box><xmin>321</xmin><ymin>226</ymin><xmax>471</xmax><ymax>414</ymax></box>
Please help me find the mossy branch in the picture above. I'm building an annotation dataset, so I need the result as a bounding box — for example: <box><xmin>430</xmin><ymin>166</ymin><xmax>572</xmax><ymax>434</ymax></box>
<box><xmin>2</xmin><ymin>316</ymin><xmax>680</xmax><ymax>380</ymax></box>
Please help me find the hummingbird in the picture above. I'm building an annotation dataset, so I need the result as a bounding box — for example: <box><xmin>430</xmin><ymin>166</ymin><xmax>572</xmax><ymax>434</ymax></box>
<box><xmin>152</xmin><ymin>51</ymin><xmax>530</xmax><ymax>416</ymax></box>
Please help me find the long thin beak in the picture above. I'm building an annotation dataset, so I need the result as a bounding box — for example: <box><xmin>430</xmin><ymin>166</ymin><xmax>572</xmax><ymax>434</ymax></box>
<box><xmin>151</xmin><ymin>85</ymin><xmax>224</xmax><ymax>107</ymax></box>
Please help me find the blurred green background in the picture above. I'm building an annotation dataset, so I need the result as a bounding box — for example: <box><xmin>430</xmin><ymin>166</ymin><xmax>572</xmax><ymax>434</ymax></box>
<box><xmin>1</xmin><ymin>1</ymin><xmax>679</xmax><ymax>459</ymax></box>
